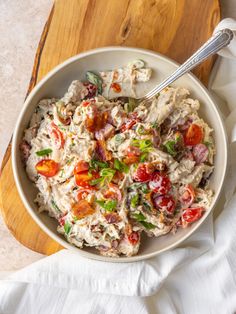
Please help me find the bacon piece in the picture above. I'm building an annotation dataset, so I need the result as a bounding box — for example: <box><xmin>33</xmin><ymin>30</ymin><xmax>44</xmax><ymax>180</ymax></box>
<box><xmin>94</xmin><ymin>140</ymin><xmax>112</xmax><ymax>161</ymax></box>
<box><xmin>104</xmin><ymin>213</ymin><xmax>121</xmax><ymax>224</ymax></box>
<box><xmin>19</xmin><ymin>140</ymin><xmax>31</xmax><ymax>163</ymax></box>
<box><xmin>95</xmin><ymin>123</ymin><xmax>115</xmax><ymax>140</ymax></box>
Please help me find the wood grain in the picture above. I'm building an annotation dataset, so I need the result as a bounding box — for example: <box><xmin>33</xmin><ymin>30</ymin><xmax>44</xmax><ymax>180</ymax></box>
<box><xmin>0</xmin><ymin>0</ymin><xmax>220</xmax><ymax>255</ymax></box>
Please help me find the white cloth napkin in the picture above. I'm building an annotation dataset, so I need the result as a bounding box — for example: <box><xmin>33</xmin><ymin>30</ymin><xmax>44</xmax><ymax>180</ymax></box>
<box><xmin>1</xmin><ymin>18</ymin><xmax>236</xmax><ymax>314</ymax></box>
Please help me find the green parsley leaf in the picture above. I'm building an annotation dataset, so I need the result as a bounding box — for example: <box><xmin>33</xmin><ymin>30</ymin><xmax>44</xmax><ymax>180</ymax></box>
<box><xmin>86</xmin><ymin>71</ymin><xmax>103</xmax><ymax>94</ymax></box>
<box><xmin>131</xmin><ymin>194</ymin><xmax>139</xmax><ymax>207</ymax></box>
<box><xmin>203</xmin><ymin>141</ymin><xmax>211</xmax><ymax>147</ymax></box>
<box><xmin>64</xmin><ymin>222</ymin><xmax>71</xmax><ymax>235</ymax></box>
<box><xmin>140</xmin><ymin>153</ymin><xmax>148</xmax><ymax>162</ymax></box>
<box><xmin>90</xmin><ymin>168</ymin><xmax>116</xmax><ymax>187</ymax></box>
<box><xmin>51</xmin><ymin>200</ymin><xmax>61</xmax><ymax>213</ymax></box>
<box><xmin>96</xmin><ymin>199</ymin><xmax>117</xmax><ymax>212</ymax></box>
<box><xmin>140</xmin><ymin>221</ymin><xmax>156</xmax><ymax>230</ymax></box>
<box><xmin>163</xmin><ymin>140</ymin><xmax>176</xmax><ymax>156</ymax></box>
<box><xmin>132</xmin><ymin>139</ymin><xmax>153</xmax><ymax>153</ymax></box>
<box><xmin>124</xmin><ymin>98</ymin><xmax>137</xmax><ymax>113</ymax></box>
<box><xmin>151</xmin><ymin>122</ymin><xmax>158</xmax><ymax>129</ymax></box>
<box><xmin>132</xmin><ymin>212</ymin><xmax>146</xmax><ymax>221</ymax></box>
<box><xmin>132</xmin><ymin>212</ymin><xmax>156</xmax><ymax>229</ymax></box>
<box><xmin>89</xmin><ymin>159</ymin><xmax>109</xmax><ymax>171</ymax></box>
<box><xmin>114</xmin><ymin>159</ymin><xmax>129</xmax><ymax>173</ymax></box>
<box><xmin>36</xmin><ymin>148</ymin><xmax>52</xmax><ymax>156</ymax></box>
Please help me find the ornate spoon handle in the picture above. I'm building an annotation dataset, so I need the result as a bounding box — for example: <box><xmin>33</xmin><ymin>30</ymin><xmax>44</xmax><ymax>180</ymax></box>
<box><xmin>142</xmin><ymin>29</ymin><xmax>234</xmax><ymax>101</ymax></box>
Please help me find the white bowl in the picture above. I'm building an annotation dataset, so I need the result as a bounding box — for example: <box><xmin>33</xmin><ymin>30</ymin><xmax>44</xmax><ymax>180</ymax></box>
<box><xmin>12</xmin><ymin>47</ymin><xmax>228</xmax><ymax>262</ymax></box>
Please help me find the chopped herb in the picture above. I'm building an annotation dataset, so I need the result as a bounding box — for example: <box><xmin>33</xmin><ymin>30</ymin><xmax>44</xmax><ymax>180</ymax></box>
<box><xmin>36</xmin><ymin>148</ymin><xmax>52</xmax><ymax>156</ymax></box>
<box><xmin>132</xmin><ymin>212</ymin><xmax>156</xmax><ymax>229</ymax></box>
<box><xmin>151</xmin><ymin>122</ymin><xmax>158</xmax><ymax>129</ymax></box>
<box><xmin>89</xmin><ymin>159</ymin><xmax>109</xmax><ymax>171</ymax></box>
<box><xmin>96</xmin><ymin>199</ymin><xmax>117</xmax><ymax>212</ymax></box>
<box><xmin>66</xmin><ymin>157</ymin><xmax>75</xmax><ymax>165</ymax></box>
<box><xmin>136</xmin><ymin>125</ymin><xmax>147</xmax><ymax>135</ymax></box>
<box><xmin>51</xmin><ymin>200</ymin><xmax>61</xmax><ymax>213</ymax></box>
<box><xmin>86</xmin><ymin>71</ymin><xmax>103</xmax><ymax>94</ymax></box>
<box><xmin>132</xmin><ymin>139</ymin><xmax>153</xmax><ymax>153</ymax></box>
<box><xmin>131</xmin><ymin>194</ymin><xmax>139</xmax><ymax>207</ymax></box>
<box><xmin>90</xmin><ymin>168</ymin><xmax>116</xmax><ymax>187</ymax></box>
<box><xmin>124</xmin><ymin>98</ymin><xmax>137</xmax><ymax>113</ymax></box>
<box><xmin>64</xmin><ymin>221</ymin><xmax>71</xmax><ymax>235</ymax></box>
<box><xmin>142</xmin><ymin>201</ymin><xmax>152</xmax><ymax>212</ymax></box>
<box><xmin>140</xmin><ymin>221</ymin><xmax>156</xmax><ymax>230</ymax></box>
<box><xmin>114</xmin><ymin>134</ymin><xmax>125</xmax><ymax>145</ymax></box>
<box><xmin>140</xmin><ymin>184</ymin><xmax>150</xmax><ymax>194</ymax></box>
<box><xmin>129</xmin><ymin>182</ymin><xmax>149</xmax><ymax>193</ymax></box>
<box><xmin>204</xmin><ymin>141</ymin><xmax>211</xmax><ymax>147</ymax></box>
<box><xmin>59</xmin><ymin>169</ymin><xmax>65</xmax><ymax>178</ymax></box>
<box><xmin>114</xmin><ymin>159</ymin><xmax>129</xmax><ymax>173</ymax></box>
<box><xmin>133</xmin><ymin>212</ymin><xmax>146</xmax><ymax>221</ymax></box>
<box><xmin>163</xmin><ymin>140</ymin><xmax>176</xmax><ymax>156</ymax></box>
<box><xmin>140</xmin><ymin>152</ymin><xmax>148</xmax><ymax>162</ymax></box>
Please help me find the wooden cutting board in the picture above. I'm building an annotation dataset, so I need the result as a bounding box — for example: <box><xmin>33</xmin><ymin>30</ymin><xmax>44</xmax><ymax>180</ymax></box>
<box><xmin>0</xmin><ymin>0</ymin><xmax>220</xmax><ymax>255</ymax></box>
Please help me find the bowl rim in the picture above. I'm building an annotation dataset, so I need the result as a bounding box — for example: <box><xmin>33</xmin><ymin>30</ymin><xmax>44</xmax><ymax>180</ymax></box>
<box><xmin>12</xmin><ymin>46</ymin><xmax>228</xmax><ymax>263</ymax></box>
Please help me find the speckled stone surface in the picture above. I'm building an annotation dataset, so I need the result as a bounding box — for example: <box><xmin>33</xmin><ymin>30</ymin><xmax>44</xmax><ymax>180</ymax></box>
<box><xmin>0</xmin><ymin>0</ymin><xmax>235</xmax><ymax>274</ymax></box>
<box><xmin>0</xmin><ymin>0</ymin><xmax>52</xmax><ymax>273</ymax></box>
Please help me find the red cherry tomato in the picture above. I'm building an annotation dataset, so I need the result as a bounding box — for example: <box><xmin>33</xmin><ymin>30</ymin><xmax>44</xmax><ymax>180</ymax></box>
<box><xmin>74</xmin><ymin>170</ymin><xmax>99</xmax><ymax>188</ymax></box>
<box><xmin>111</xmin><ymin>82</ymin><xmax>121</xmax><ymax>93</ymax></box>
<box><xmin>103</xmin><ymin>183</ymin><xmax>122</xmax><ymax>201</ymax></box>
<box><xmin>51</xmin><ymin>122</ymin><xmax>65</xmax><ymax>149</ymax></box>
<box><xmin>71</xmin><ymin>200</ymin><xmax>95</xmax><ymax>219</ymax></box>
<box><xmin>180</xmin><ymin>184</ymin><xmax>195</xmax><ymax>207</ymax></box>
<box><xmin>149</xmin><ymin>172</ymin><xmax>171</xmax><ymax>194</ymax></box>
<box><xmin>35</xmin><ymin>159</ymin><xmax>59</xmax><ymax>177</ymax></box>
<box><xmin>182</xmin><ymin>207</ymin><xmax>204</xmax><ymax>223</ymax></box>
<box><xmin>128</xmin><ymin>232</ymin><xmax>140</xmax><ymax>245</ymax></box>
<box><xmin>153</xmin><ymin>195</ymin><xmax>176</xmax><ymax>213</ymax></box>
<box><xmin>184</xmin><ymin>124</ymin><xmax>203</xmax><ymax>146</ymax></box>
<box><xmin>133</xmin><ymin>163</ymin><xmax>154</xmax><ymax>182</ymax></box>
<box><xmin>73</xmin><ymin>160</ymin><xmax>89</xmax><ymax>175</ymax></box>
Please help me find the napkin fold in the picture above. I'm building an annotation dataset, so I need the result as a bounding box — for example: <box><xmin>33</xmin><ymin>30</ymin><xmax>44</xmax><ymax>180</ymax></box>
<box><xmin>1</xmin><ymin>19</ymin><xmax>236</xmax><ymax>314</ymax></box>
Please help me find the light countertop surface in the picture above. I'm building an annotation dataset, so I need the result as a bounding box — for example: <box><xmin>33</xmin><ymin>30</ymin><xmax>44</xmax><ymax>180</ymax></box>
<box><xmin>0</xmin><ymin>0</ymin><xmax>235</xmax><ymax>273</ymax></box>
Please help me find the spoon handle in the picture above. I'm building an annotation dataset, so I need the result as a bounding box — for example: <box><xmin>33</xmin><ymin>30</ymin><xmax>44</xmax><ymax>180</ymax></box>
<box><xmin>143</xmin><ymin>28</ymin><xmax>234</xmax><ymax>100</ymax></box>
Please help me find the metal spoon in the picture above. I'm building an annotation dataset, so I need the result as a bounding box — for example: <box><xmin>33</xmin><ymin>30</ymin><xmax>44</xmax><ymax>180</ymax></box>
<box><xmin>139</xmin><ymin>28</ymin><xmax>234</xmax><ymax>104</ymax></box>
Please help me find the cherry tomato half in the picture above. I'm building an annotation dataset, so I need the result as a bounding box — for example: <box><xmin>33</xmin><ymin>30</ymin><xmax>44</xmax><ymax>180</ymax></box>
<box><xmin>149</xmin><ymin>172</ymin><xmax>171</xmax><ymax>194</ymax></box>
<box><xmin>74</xmin><ymin>171</ymin><xmax>99</xmax><ymax>189</ymax></box>
<box><xmin>152</xmin><ymin>195</ymin><xmax>175</xmax><ymax>214</ymax></box>
<box><xmin>182</xmin><ymin>207</ymin><xmax>204</xmax><ymax>224</ymax></box>
<box><xmin>184</xmin><ymin>124</ymin><xmax>203</xmax><ymax>146</ymax></box>
<box><xmin>51</xmin><ymin>122</ymin><xmax>65</xmax><ymax>149</ymax></box>
<box><xmin>71</xmin><ymin>200</ymin><xmax>95</xmax><ymax>220</ymax></box>
<box><xmin>133</xmin><ymin>163</ymin><xmax>154</xmax><ymax>182</ymax></box>
<box><xmin>73</xmin><ymin>160</ymin><xmax>89</xmax><ymax>175</ymax></box>
<box><xmin>35</xmin><ymin>159</ymin><xmax>59</xmax><ymax>177</ymax></box>
<box><xmin>180</xmin><ymin>184</ymin><xmax>195</xmax><ymax>207</ymax></box>
<box><xmin>128</xmin><ymin>231</ymin><xmax>140</xmax><ymax>245</ymax></box>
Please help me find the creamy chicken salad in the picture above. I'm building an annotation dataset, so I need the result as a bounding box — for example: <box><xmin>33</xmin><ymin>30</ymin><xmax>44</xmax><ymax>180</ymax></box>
<box><xmin>20</xmin><ymin>61</ymin><xmax>215</xmax><ymax>257</ymax></box>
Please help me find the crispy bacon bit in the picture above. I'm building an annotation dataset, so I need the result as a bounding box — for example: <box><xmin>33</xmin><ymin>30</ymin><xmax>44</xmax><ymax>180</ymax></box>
<box><xmin>85</xmin><ymin>105</ymin><xmax>108</xmax><ymax>133</ymax></box>
<box><xmin>111</xmin><ymin>82</ymin><xmax>121</xmax><ymax>93</ymax></box>
<box><xmin>19</xmin><ymin>140</ymin><xmax>31</xmax><ymax>163</ymax></box>
<box><xmin>94</xmin><ymin>140</ymin><xmax>112</xmax><ymax>161</ymax></box>
<box><xmin>104</xmin><ymin>213</ymin><xmax>121</xmax><ymax>224</ymax></box>
<box><xmin>95</xmin><ymin>123</ymin><xmax>115</xmax><ymax>140</ymax></box>
<box><xmin>71</xmin><ymin>200</ymin><xmax>95</xmax><ymax>219</ymax></box>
